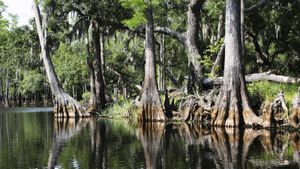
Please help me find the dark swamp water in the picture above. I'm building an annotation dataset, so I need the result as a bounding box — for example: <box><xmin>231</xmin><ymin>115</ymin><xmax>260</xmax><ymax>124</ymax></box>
<box><xmin>1</xmin><ymin>108</ymin><xmax>300</xmax><ymax>169</ymax></box>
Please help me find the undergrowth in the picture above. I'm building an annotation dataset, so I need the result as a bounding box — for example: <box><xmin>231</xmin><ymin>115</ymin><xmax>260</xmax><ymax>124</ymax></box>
<box><xmin>248</xmin><ymin>81</ymin><xmax>298</xmax><ymax>111</ymax></box>
<box><xmin>101</xmin><ymin>99</ymin><xmax>138</xmax><ymax>118</ymax></box>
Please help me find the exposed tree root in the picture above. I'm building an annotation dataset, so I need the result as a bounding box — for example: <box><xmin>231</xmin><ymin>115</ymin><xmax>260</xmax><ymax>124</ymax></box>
<box><xmin>289</xmin><ymin>88</ymin><xmax>300</xmax><ymax>128</ymax></box>
<box><xmin>54</xmin><ymin>92</ymin><xmax>89</xmax><ymax>118</ymax></box>
<box><xmin>177</xmin><ymin>90</ymin><xmax>214</xmax><ymax>124</ymax></box>
<box><xmin>212</xmin><ymin>86</ymin><xmax>262</xmax><ymax>127</ymax></box>
<box><xmin>261</xmin><ymin>91</ymin><xmax>288</xmax><ymax>128</ymax></box>
<box><xmin>138</xmin><ymin>103</ymin><xmax>165</xmax><ymax>121</ymax></box>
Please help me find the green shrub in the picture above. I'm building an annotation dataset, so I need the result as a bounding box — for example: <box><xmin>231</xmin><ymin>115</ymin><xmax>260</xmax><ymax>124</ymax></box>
<box><xmin>101</xmin><ymin>100</ymin><xmax>138</xmax><ymax>118</ymax></box>
<box><xmin>248</xmin><ymin>81</ymin><xmax>298</xmax><ymax>110</ymax></box>
<box><xmin>81</xmin><ymin>92</ymin><xmax>91</xmax><ymax>104</ymax></box>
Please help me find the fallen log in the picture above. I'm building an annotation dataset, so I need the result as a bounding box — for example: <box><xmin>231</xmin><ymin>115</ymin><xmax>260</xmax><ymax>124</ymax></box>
<box><xmin>202</xmin><ymin>71</ymin><xmax>300</xmax><ymax>87</ymax></box>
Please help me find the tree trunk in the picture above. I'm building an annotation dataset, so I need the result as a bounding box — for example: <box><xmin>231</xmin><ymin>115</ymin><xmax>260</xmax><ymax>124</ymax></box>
<box><xmin>138</xmin><ymin>2</ymin><xmax>165</xmax><ymax>121</ymax></box>
<box><xmin>154</xmin><ymin>0</ymin><xmax>205</xmax><ymax>94</ymax></box>
<box><xmin>100</xmin><ymin>33</ymin><xmax>106</xmax><ymax>86</ymax></box>
<box><xmin>212</xmin><ymin>0</ymin><xmax>262</xmax><ymax>127</ymax></box>
<box><xmin>0</xmin><ymin>77</ymin><xmax>3</xmax><ymax>105</ymax></box>
<box><xmin>289</xmin><ymin>88</ymin><xmax>300</xmax><ymax>128</ymax></box>
<box><xmin>158</xmin><ymin>35</ymin><xmax>165</xmax><ymax>91</ymax></box>
<box><xmin>4</xmin><ymin>70</ymin><xmax>9</xmax><ymax>108</ymax></box>
<box><xmin>216</xmin><ymin>13</ymin><xmax>224</xmax><ymax>41</ymax></box>
<box><xmin>241</xmin><ymin>0</ymin><xmax>245</xmax><ymax>56</ymax></box>
<box><xmin>186</xmin><ymin>0</ymin><xmax>204</xmax><ymax>94</ymax></box>
<box><xmin>245</xmin><ymin>31</ymin><xmax>270</xmax><ymax>72</ymax></box>
<box><xmin>33</xmin><ymin>1</ymin><xmax>88</xmax><ymax>117</ymax></box>
<box><xmin>91</xmin><ymin>20</ymin><xmax>107</xmax><ymax>110</ymax></box>
<box><xmin>86</xmin><ymin>33</ymin><xmax>97</xmax><ymax>112</ymax></box>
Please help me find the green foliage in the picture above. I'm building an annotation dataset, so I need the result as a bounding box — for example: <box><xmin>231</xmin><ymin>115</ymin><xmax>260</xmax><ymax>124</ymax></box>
<box><xmin>81</xmin><ymin>92</ymin><xmax>91</xmax><ymax>104</ymax></box>
<box><xmin>248</xmin><ymin>81</ymin><xmax>298</xmax><ymax>109</ymax></box>
<box><xmin>102</xmin><ymin>100</ymin><xmax>138</xmax><ymax>118</ymax></box>
<box><xmin>120</xmin><ymin>0</ymin><xmax>147</xmax><ymax>28</ymax></box>
<box><xmin>20</xmin><ymin>70</ymin><xmax>44</xmax><ymax>95</ymax></box>
<box><xmin>201</xmin><ymin>38</ymin><xmax>224</xmax><ymax>77</ymax></box>
<box><xmin>204</xmin><ymin>0</ymin><xmax>225</xmax><ymax>18</ymax></box>
<box><xmin>53</xmin><ymin>41</ymin><xmax>88</xmax><ymax>93</ymax></box>
<box><xmin>120</xmin><ymin>0</ymin><xmax>161</xmax><ymax>28</ymax></box>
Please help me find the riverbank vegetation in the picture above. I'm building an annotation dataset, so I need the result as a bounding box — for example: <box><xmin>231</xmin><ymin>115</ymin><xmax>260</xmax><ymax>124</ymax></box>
<box><xmin>1</xmin><ymin>0</ymin><xmax>300</xmax><ymax>127</ymax></box>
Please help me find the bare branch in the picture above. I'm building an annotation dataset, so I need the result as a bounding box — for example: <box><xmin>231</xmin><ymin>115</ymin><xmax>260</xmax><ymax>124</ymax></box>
<box><xmin>245</xmin><ymin>0</ymin><xmax>268</xmax><ymax>12</ymax></box>
<box><xmin>154</xmin><ymin>26</ymin><xmax>186</xmax><ymax>43</ymax></box>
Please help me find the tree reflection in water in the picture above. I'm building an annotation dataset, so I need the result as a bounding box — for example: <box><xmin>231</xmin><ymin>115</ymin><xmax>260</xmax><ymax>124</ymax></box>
<box><xmin>137</xmin><ymin>122</ymin><xmax>165</xmax><ymax>169</ymax></box>
<box><xmin>45</xmin><ymin>119</ymin><xmax>300</xmax><ymax>169</ymax></box>
<box><xmin>48</xmin><ymin>118</ymin><xmax>92</xmax><ymax>169</ymax></box>
<box><xmin>136</xmin><ymin>122</ymin><xmax>300</xmax><ymax>169</ymax></box>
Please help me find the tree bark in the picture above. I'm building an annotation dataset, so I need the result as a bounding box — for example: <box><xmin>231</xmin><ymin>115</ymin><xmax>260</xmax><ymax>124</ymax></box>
<box><xmin>138</xmin><ymin>2</ymin><xmax>165</xmax><ymax>121</ymax></box>
<box><xmin>241</xmin><ymin>0</ymin><xmax>245</xmax><ymax>56</ymax></box>
<box><xmin>4</xmin><ymin>70</ymin><xmax>9</xmax><ymax>108</ymax></box>
<box><xmin>212</xmin><ymin>0</ymin><xmax>262</xmax><ymax>127</ymax></box>
<box><xmin>100</xmin><ymin>33</ymin><xmax>106</xmax><ymax>86</ymax></box>
<box><xmin>91</xmin><ymin>20</ymin><xmax>107</xmax><ymax>110</ymax></box>
<box><xmin>186</xmin><ymin>0</ymin><xmax>205</xmax><ymax>94</ymax></box>
<box><xmin>216</xmin><ymin>14</ymin><xmax>224</xmax><ymax>41</ymax></box>
<box><xmin>0</xmin><ymin>77</ymin><xmax>3</xmax><ymax>105</ymax></box>
<box><xmin>86</xmin><ymin>28</ymin><xmax>97</xmax><ymax>112</ymax></box>
<box><xmin>289</xmin><ymin>88</ymin><xmax>300</xmax><ymax>128</ymax></box>
<box><xmin>33</xmin><ymin>1</ymin><xmax>88</xmax><ymax>117</ymax></box>
<box><xmin>154</xmin><ymin>0</ymin><xmax>205</xmax><ymax>94</ymax></box>
<box><xmin>158</xmin><ymin>35</ymin><xmax>165</xmax><ymax>91</ymax></box>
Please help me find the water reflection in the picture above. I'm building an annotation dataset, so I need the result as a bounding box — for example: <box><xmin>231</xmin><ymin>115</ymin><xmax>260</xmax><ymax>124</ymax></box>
<box><xmin>136</xmin><ymin>122</ymin><xmax>300</xmax><ymax>169</ymax></box>
<box><xmin>48</xmin><ymin>118</ymin><xmax>92</xmax><ymax>169</ymax></box>
<box><xmin>2</xmin><ymin>109</ymin><xmax>300</xmax><ymax>169</ymax></box>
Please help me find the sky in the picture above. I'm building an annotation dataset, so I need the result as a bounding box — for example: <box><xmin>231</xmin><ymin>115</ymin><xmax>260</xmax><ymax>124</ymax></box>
<box><xmin>2</xmin><ymin>0</ymin><xmax>33</xmax><ymax>26</ymax></box>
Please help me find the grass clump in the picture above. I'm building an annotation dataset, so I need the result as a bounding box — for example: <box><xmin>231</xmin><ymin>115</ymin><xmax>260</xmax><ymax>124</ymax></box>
<box><xmin>101</xmin><ymin>99</ymin><xmax>138</xmax><ymax>119</ymax></box>
<box><xmin>248</xmin><ymin>81</ymin><xmax>298</xmax><ymax>110</ymax></box>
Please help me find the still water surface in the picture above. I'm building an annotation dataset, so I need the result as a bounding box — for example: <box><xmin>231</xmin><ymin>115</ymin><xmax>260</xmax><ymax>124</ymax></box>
<box><xmin>0</xmin><ymin>108</ymin><xmax>300</xmax><ymax>169</ymax></box>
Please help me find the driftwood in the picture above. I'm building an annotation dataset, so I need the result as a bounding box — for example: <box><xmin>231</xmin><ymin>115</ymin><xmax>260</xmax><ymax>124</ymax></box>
<box><xmin>262</xmin><ymin>91</ymin><xmax>288</xmax><ymax>128</ymax></box>
<box><xmin>203</xmin><ymin>71</ymin><xmax>300</xmax><ymax>87</ymax></box>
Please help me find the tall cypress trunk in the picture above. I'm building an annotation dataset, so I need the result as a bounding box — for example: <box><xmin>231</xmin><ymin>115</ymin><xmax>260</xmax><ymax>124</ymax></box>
<box><xmin>0</xmin><ymin>77</ymin><xmax>3</xmax><ymax>105</ymax></box>
<box><xmin>211</xmin><ymin>0</ymin><xmax>262</xmax><ymax>127</ymax></box>
<box><xmin>158</xmin><ymin>35</ymin><xmax>165</xmax><ymax>91</ymax></box>
<box><xmin>241</xmin><ymin>0</ymin><xmax>245</xmax><ymax>56</ymax></box>
<box><xmin>91</xmin><ymin>20</ymin><xmax>107</xmax><ymax>110</ymax></box>
<box><xmin>139</xmin><ymin>1</ymin><xmax>165</xmax><ymax>121</ymax></box>
<box><xmin>217</xmin><ymin>13</ymin><xmax>224</xmax><ymax>41</ymax></box>
<box><xmin>33</xmin><ymin>1</ymin><xmax>87</xmax><ymax>117</ymax></box>
<box><xmin>4</xmin><ymin>70</ymin><xmax>9</xmax><ymax>108</ymax></box>
<box><xmin>186</xmin><ymin>0</ymin><xmax>204</xmax><ymax>94</ymax></box>
<box><xmin>100</xmin><ymin>33</ymin><xmax>106</xmax><ymax>86</ymax></box>
<box><xmin>86</xmin><ymin>31</ymin><xmax>97</xmax><ymax>112</ymax></box>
